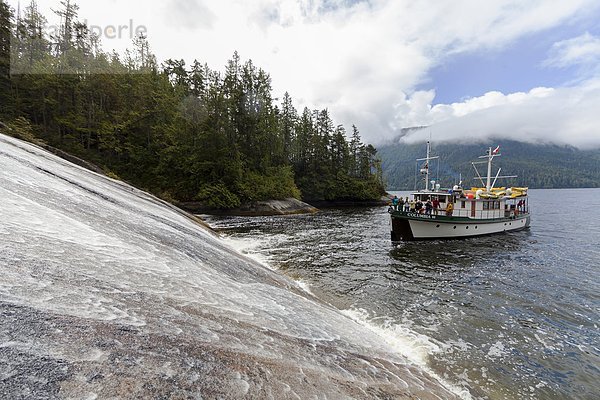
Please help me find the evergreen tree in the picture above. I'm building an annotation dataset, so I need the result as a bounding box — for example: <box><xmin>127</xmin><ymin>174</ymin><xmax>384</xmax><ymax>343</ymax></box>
<box><xmin>0</xmin><ymin>0</ymin><xmax>13</xmax><ymax>118</ymax></box>
<box><xmin>1</xmin><ymin>4</ymin><xmax>385</xmax><ymax>209</ymax></box>
<box><xmin>18</xmin><ymin>1</ymin><xmax>48</xmax><ymax>70</ymax></box>
<box><xmin>52</xmin><ymin>0</ymin><xmax>78</xmax><ymax>57</ymax></box>
<box><xmin>349</xmin><ymin>125</ymin><xmax>362</xmax><ymax>177</ymax></box>
<box><xmin>280</xmin><ymin>91</ymin><xmax>297</xmax><ymax>163</ymax></box>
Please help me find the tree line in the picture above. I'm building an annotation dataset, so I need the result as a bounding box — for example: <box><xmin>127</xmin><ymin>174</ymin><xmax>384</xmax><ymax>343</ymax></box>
<box><xmin>0</xmin><ymin>0</ymin><xmax>385</xmax><ymax>209</ymax></box>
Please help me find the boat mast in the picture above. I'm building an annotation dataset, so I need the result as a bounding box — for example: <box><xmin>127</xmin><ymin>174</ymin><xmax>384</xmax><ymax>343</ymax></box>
<box><xmin>479</xmin><ymin>147</ymin><xmax>502</xmax><ymax>192</ymax></box>
<box><xmin>426</xmin><ymin>141</ymin><xmax>431</xmax><ymax>191</ymax></box>
<box><xmin>486</xmin><ymin>147</ymin><xmax>493</xmax><ymax>192</ymax></box>
<box><xmin>473</xmin><ymin>145</ymin><xmax>518</xmax><ymax>192</ymax></box>
<box><xmin>417</xmin><ymin>141</ymin><xmax>439</xmax><ymax>191</ymax></box>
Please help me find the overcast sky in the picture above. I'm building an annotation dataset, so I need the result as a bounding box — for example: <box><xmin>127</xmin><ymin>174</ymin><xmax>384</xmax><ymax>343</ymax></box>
<box><xmin>9</xmin><ymin>0</ymin><xmax>600</xmax><ymax>148</ymax></box>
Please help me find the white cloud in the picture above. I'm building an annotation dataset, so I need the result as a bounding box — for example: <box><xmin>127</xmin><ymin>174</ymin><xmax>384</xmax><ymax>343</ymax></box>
<box><xmin>544</xmin><ymin>32</ymin><xmax>600</xmax><ymax>68</ymax></box>
<box><xmin>8</xmin><ymin>0</ymin><xmax>600</xmax><ymax>147</ymax></box>
<box><xmin>164</xmin><ymin>0</ymin><xmax>216</xmax><ymax>30</ymax></box>
<box><xmin>398</xmin><ymin>80</ymin><xmax>600</xmax><ymax>149</ymax></box>
<box><xmin>228</xmin><ymin>0</ymin><xmax>597</xmax><ymax>144</ymax></box>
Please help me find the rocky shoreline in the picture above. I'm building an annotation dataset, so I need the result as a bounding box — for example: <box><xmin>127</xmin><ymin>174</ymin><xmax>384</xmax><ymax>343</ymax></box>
<box><xmin>178</xmin><ymin>196</ymin><xmax>391</xmax><ymax>217</ymax></box>
<box><xmin>178</xmin><ymin>198</ymin><xmax>319</xmax><ymax>217</ymax></box>
<box><xmin>305</xmin><ymin>196</ymin><xmax>390</xmax><ymax>209</ymax></box>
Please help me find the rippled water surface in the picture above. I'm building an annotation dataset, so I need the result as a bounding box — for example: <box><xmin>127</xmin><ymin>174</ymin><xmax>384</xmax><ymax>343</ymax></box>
<box><xmin>203</xmin><ymin>189</ymin><xmax>600</xmax><ymax>399</ymax></box>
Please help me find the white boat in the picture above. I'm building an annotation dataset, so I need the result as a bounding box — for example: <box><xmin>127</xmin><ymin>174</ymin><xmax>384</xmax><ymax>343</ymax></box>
<box><xmin>389</xmin><ymin>142</ymin><xmax>531</xmax><ymax>241</ymax></box>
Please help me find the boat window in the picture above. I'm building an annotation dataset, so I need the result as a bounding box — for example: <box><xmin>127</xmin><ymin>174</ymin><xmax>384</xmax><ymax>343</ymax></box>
<box><xmin>483</xmin><ymin>202</ymin><xmax>490</xmax><ymax>210</ymax></box>
<box><xmin>461</xmin><ymin>201</ymin><xmax>465</xmax><ymax>208</ymax></box>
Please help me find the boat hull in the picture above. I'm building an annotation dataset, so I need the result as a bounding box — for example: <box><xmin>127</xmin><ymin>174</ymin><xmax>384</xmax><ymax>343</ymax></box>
<box><xmin>390</xmin><ymin>212</ymin><xmax>530</xmax><ymax>241</ymax></box>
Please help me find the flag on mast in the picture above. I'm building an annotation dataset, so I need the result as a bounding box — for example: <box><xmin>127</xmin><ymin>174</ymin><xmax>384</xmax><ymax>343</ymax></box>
<box><xmin>492</xmin><ymin>145</ymin><xmax>500</xmax><ymax>155</ymax></box>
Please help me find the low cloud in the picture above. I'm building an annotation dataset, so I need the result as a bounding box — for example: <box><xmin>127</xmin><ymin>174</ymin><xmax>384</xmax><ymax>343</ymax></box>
<box><xmin>398</xmin><ymin>80</ymin><xmax>600</xmax><ymax>149</ymax></box>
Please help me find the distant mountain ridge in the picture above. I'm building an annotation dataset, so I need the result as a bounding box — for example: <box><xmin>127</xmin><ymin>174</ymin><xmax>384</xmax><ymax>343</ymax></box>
<box><xmin>378</xmin><ymin>139</ymin><xmax>600</xmax><ymax>190</ymax></box>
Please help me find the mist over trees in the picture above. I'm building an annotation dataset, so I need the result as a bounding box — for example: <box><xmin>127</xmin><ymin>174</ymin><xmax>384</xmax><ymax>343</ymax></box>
<box><xmin>0</xmin><ymin>0</ymin><xmax>384</xmax><ymax>208</ymax></box>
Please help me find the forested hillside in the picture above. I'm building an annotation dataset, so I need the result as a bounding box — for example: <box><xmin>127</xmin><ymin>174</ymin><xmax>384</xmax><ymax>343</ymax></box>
<box><xmin>379</xmin><ymin>139</ymin><xmax>600</xmax><ymax>190</ymax></box>
<box><xmin>0</xmin><ymin>0</ymin><xmax>385</xmax><ymax>209</ymax></box>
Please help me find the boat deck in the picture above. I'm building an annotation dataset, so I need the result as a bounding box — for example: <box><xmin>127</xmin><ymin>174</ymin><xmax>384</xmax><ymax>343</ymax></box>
<box><xmin>389</xmin><ymin>208</ymin><xmax>530</xmax><ymax>223</ymax></box>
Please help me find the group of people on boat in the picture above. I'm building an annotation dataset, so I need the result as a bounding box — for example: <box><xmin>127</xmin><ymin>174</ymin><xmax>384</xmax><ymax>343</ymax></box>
<box><xmin>390</xmin><ymin>195</ymin><xmax>453</xmax><ymax>216</ymax></box>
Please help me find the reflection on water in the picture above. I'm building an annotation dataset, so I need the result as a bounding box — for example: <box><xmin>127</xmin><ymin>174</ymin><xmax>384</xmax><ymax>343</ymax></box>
<box><xmin>204</xmin><ymin>189</ymin><xmax>600</xmax><ymax>400</ymax></box>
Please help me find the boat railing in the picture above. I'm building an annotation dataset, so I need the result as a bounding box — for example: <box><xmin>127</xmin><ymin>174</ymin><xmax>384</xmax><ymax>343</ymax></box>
<box><xmin>390</xmin><ymin>206</ymin><xmax>529</xmax><ymax>219</ymax></box>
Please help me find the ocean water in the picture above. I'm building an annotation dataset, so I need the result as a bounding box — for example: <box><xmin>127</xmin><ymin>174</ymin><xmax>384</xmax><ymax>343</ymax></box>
<box><xmin>203</xmin><ymin>188</ymin><xmax>600</xmax><ymax>399</ymax></box>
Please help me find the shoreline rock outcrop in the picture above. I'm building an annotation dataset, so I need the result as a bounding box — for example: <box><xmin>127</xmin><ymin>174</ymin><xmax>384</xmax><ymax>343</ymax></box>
<box><xmin>178</xmin><ymin>198</ymin><xmax>319</xmax><ymax>216</ymax></box>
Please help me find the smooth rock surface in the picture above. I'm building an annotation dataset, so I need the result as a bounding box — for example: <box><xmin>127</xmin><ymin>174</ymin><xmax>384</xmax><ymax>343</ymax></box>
<box><xmin>0</xmin><ymin>134</ymin><xmax>461</xmax><ymax>399</ymax></box>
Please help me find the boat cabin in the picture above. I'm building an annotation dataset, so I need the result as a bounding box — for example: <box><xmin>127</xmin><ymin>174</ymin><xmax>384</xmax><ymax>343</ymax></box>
<box><xmin>405</xmin><ymin>189</ymin><xmax>528</xmax><ymax>220</ymax></box>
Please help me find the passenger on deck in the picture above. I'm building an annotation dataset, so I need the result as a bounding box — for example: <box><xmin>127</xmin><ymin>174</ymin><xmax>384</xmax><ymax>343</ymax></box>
<box><xmin>415</xmin><ymin>200</ymin><xmax>423</xmax><ymax>213</ymax></box>
<box><xmin>404</xmin><ymin>198</ymin><xmax>410</xmax><ymax>212</ymax></box>
<box><xmin>432</xmin><ymin>198</ymin><xmax>440</xmax><ymax>215</ymax></box>
<box><xmin>425</xmin><ymin>199</ymin><xmax>433</xmax><ymax>214</ymax></box>
<box><xmin>398</xmin><ymin>196</ymin><xmax>405</xmax><ymax>211</ymax></box>
<box><xmin>392</xmin><ymin>195</ymin><xmax>399</xmax><ymax>210</ymax></box>
<box><xmin>446</xmin><ymin>202</ymin><xmax>454</xmax><ymax>216</ymax></box>
<box><xmin>409</xmin><ymin>199</ymin><xmax>416</xmax><ymax>212</ymax></box>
